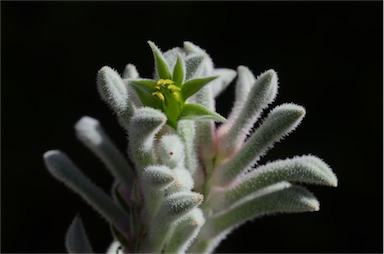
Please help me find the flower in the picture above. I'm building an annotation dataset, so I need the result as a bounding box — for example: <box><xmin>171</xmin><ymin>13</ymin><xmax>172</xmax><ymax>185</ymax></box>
<box><xmin>124</xmin><ymin>41</ymin><xmax>229</xmax><ymax>130</ymax></box>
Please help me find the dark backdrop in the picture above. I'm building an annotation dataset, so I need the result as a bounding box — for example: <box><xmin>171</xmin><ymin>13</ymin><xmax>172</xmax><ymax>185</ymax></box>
<box><xmin>2</xmin><ymin>1</ymin><xmax>383</xmax><ymax>253</ymax></box>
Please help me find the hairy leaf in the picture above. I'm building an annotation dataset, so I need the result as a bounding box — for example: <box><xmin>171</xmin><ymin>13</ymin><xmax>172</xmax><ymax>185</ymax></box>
<box><xmin>128</xmin><ymin>107</ymin><xmax>167</xmax><ymax>168</ymax></box>
<box><xmin>213</xmin><ymin>183</ymin><xmax>319</xmax><ymax>233</ymax></box>
<box><xmin>142</xmin><ymin>165</ymin><xmax>175</xmax><ymax>189</ymax></box>
<box><xmin>218</xmin><ymin>69</ymin><xmax>278</xmax><ymax>157</ymax></box>
<box><xmin>192</xmin><ymin>183</ymin><xmax>319</xmax><ymax>253</ymax></box>
<box><xmin>165</xmin><ymin>208</ymin><xmax>205</xmax><ymax>254</ymax></box>
<box><xmin>215</xmin><ymin>155</ymin><xmax>337</xmax><ymax>208</ymax></box>
<box><xmin>65</xmin><ymin>216</ymin><xmax>94</xmax><ymax>253</ymax></box>
<box><xmin>167</xmin><ymin>167</ymin><xmax>195</xmax><ymax>193</ymax></box>
<box><xmin>216</xmin><ymin>103</ymin><xmax>305</xmax><ymax>185</ymax></box>
<box><xmin>44</xmin><ymin>150</ymin><xmax>130</xmax><ymax>236</ymax></box>
<box><xmin>211</xmin><ymin>68</ymin><xmax>237</xmax><ymax>98</ymax></box>
<box><xmin>75</xmin><ymin>116</ymin><xmax>135</xmax><ymax>189</ymax></box>
<box><xmin>97</xmin><ymin>66</ymin><xmax>129</xmax><ymax>114</ymax></box>
<box><xmin>184</xmin><ymin>54</ymin><xmax>206</xmax><ymax>80</ymax></box>
<box><xmin>143</xmin><ymin>192</ymin><xmax>204</xmax><ymax>253</ymax></box>
<box><xmin>226</xmin><ymin>65</ymin><xmax>256</xmax><ymax>122</ymax></box>
<box><xmin>122</xmin><ymin>64</ymin><xmax>139</xmax><ymax>79</ymax></box>
<box><xmin>178</xmin><ymin>121</ymin><xmax>198</xmax><ymax>175</ymax></box>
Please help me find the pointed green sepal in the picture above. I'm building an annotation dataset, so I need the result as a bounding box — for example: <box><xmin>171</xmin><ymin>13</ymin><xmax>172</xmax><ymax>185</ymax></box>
<box><xmin>181</xmin><ymin>76</ymin><xmax>218</xmax><ymax>100</ymax></box>
<box><xmin>179</xmin><ymin>103</ymin><xmax>226</xmax><ymax>123</ymax></box>
<box><xmin>127</xmin><ymin>79</ymin><xmax>161</xmax><ymax>109</ymax></box>
<box><xmin>164</xmin><ymin>47</ymin><xmax>184</xmax><ymax>71</ymax></box>
<box><xmin>148</xmin><ymin>41</ymin><xmax>172</xmax><ymax>80</ymax></box>
<box><xmin>173</xmin><ymin>54</ymin><xmax>185</xmax><ymax>86</ymax></box>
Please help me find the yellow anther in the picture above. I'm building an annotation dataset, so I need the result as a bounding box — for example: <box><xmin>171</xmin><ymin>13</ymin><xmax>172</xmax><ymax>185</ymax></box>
<box><xmin>163</xmin><ymin>79</ymin><xmax>174</xmax><ymax>85</ymax></box>
<box><xmin>172</xmin><ymin>91</ymin><xmax>181</xmax><ymax>101</ymax></box>
<box><xmin>153</xmin><ymin>84</ymin><xmax>161</xmax><ymax>90</ymax></box>
<box><xmin>157</xmin><ymin>79</ymin><xmax>174</xmax><ymax>86</ymax></box>
<box><xmin>152</xmin><ymin>91</ymin><xmax>165</xmax><ymax>101</ymax></box>
<box><xmin>167</xmin><ymin>84</ymin><xmax>181</xmax><ymax>92</ymax></box>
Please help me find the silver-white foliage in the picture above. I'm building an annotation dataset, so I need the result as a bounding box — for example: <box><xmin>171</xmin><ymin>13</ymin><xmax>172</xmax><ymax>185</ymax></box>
<box><xmin>43</xmin><ymin>41</ymin><xmax>337</xmax><ymax>254</ymax></box>
<box><xmin>97</xmin><ymin>66</ymin><xmax>130</xmax><ymax>114</ymax></box>
<box><xmin>43</xmin><ymin>150</ymin><xmax>130</xmax><ymax>236</ymax></box>
<box><xmin>65</xmin><ymin>216</ymin><xmax>94</xmax><ymax>254</ymax></box>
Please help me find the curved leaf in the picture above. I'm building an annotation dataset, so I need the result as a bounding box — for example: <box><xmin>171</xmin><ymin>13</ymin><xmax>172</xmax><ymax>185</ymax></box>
<box><xmin>143</xmin><ymin>192</ymin><xmax>204</xmax><ymax>253</ymax></box>
<box><xmin>44</xmin><ymin>150</ymin><xmax>130</xmax><ymax>236</ymax></box>
<box><xmin>75</xmin><ymin>116</ymin><xmax>135</xmax><ymax>190</ymax></box>
<box><xmin>192</xmin><ymin>183</ymin><xmax>319</xmax><ymax>253</ymax></box>
<box><xmin>218</xmin><ymin>69</ymin><xmax>278</xmax><ymax>157</ymax></box>
<box><xmin>97</xmin><ymin>66</ymin><xmax>129</xmax><ymax>114</ymax></box>
<box><xmin>216</xmin><ymin>103</ymin><xmax>305</xmax><ymax>185</ymax></box>
<box><xmin>214</xmin><ymin>155</ymin><xmax>337</xmax><ymax>208</ymax></box>
<box><xmin>128</xmin><ymin>107</ymin><xmax>167</xmax><ymax>168</ymax></box>
<box><xmin>142</xmin><ymin>165</ymin><xmax>175</xmax><ymax>189</ymax></box>
<box><xmin>165</xmin><ymin>208</ymin><xmax>205</xmax><ymax>253</ymax></box>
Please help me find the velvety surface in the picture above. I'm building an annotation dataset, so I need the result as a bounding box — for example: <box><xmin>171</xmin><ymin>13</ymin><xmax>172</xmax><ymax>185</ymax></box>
<box><xmin>2</xmin><ymin>1</ymin><xmax>382</xmax><ymax>253</ymax></box>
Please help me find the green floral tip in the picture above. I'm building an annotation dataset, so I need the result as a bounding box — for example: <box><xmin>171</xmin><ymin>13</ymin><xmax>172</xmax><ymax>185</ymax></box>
<box><xmin>127</xmin><ymin>42</ymin><xmax>225</xmax><ymax>130</ymax></box>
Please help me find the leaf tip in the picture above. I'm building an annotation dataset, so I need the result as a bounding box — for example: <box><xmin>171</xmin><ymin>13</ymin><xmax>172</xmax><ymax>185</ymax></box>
<box><xmin>310</xmin><ymin>199</ymin><xmax>320</xmax><ymax>211</ymax></box>
<box><xmin>147</xmin><ymin>40</ymin><xmax>155</xmax><ymax>47</ymax></box>
<box><xmin>194</xmin><ymin>193</ymin><xmax>204</xmax><ymax>204</ymax></box>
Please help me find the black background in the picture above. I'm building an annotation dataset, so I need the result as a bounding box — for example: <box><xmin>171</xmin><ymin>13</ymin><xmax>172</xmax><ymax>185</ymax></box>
<box><xmin>2</xmin><ymin>1</ymin><xmax>383</xmax><ymax>253</ymax></box>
